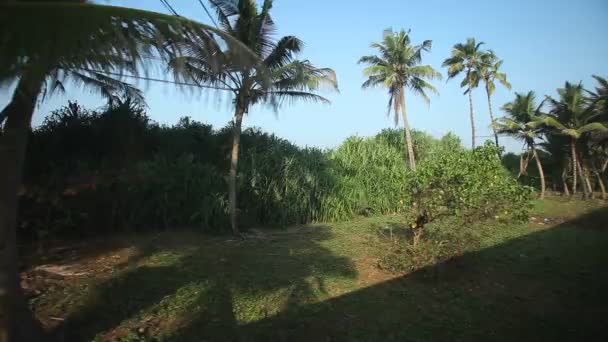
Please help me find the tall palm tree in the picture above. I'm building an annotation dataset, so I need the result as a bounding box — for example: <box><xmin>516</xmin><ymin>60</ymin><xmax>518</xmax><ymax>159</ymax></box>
<box><xmin>442</xmin><ymin>37</ymin><xmax>486</xmax><ymax>149</ymax></box>
<box><xmin>171</xmin><ymin>0</ymin><xmax>338</xmax><ymax>235</ymax></box>
<box><xmin>0</xmin><ymin>2</ymin><xmax>242</xmax><ymax>340</ymax></box>
<box><xmin>534</xmin><ymin>82</ymin><xmax>608</xmax><ymax>198</ymax></box>
<box><xmin>494</xmin><ymin>91</ymin><xmax>546</xmax><ymax>198</ymax></box>
<box><xmin>359</xmin><ymin>29</ymin><xmax>441</xmax><ymax>170</ymax></box>
<box><xmin>476</xmin><ymin>51</ymin><xmax>512</xmax><ymax>147</ymax></box>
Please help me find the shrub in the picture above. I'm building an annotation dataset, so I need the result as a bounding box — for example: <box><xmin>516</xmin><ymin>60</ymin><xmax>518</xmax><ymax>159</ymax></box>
<box><xmin>407</xmin><ymin>142</ymin><xmax>533</xmax><ymax>222</ymax></box>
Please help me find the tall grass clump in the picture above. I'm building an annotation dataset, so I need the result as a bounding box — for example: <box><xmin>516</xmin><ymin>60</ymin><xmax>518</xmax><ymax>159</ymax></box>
<box><xmin>320</xmin><ymin>133</ymin><xmax>411</xmax><ymax>221</ymax></box>
<box><xmin>237</xmin><ymin>129</ymin><xmax>334</xmax><ymax>225</ymax></box>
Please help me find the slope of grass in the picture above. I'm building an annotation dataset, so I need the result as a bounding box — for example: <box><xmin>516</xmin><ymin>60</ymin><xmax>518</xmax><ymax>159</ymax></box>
<box><xmin>23</xmin><ymin>197</ymin><xmax>608</xmax><ymax>341</ymax></box>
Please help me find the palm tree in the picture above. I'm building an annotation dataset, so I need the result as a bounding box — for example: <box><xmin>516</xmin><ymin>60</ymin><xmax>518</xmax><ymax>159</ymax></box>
<box><xmin>442</xmin><ymin>38</ymin><xmax>486</xmax><ymax>149</ymax></box>
<box><xmin>170</xmin><ymin>0</ymin><xmax>338</xmax><ymax>235</ymax></box>
<box><xmin>359</xmin><ymin>29</ymin><xmax>441</xmax><ymax>170</ymax></box>
<box><xmin>476</xmin><ymin>51</ymin><xmax>511</xmax><ymax>147</ymax></box>
<box><xmin>534</xmin><ymin>82</ymin><xmax>608</xmax><ymax>198</ymax></box>
<box><xmin>587</xmin><ymin>75</ymin><xmax>608</xmax><ymax>196</ymax></box>
<box><xmin>587</xmin><ymin>75</ymin><xmax>608</xmax><ymax>119</ymax></box>
<box><xmin>0</xmin><ymin>2</ymin><xmax>242</xmax><ymax>340</ymax></box>
<box><xmin>494</xmin><ymin>91</ymin><xmax>546</xmax><ymax>198</ymax></box>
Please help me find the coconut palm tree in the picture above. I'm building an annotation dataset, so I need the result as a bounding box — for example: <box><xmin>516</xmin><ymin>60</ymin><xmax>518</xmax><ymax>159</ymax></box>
<box><xmin>476</xmin><ymin>51</ymin><xmax>511</xmax><ymax>147</ymax></box>
<box><xmin>533</xmin><ymin>82</ymin><xmax>608</xmax><ymax>198</ymax></box>
<box><xmin>587</xmin><ymin>75</ymin><xmax>608</xmax><ymax>197</ymax></box>
<box><xmin>442</xmin><ymin>38</ymin><xmax>486</xmax><ymax>149</ymax></box>
<box><xmin>170</xmin><ymin>0</ymin><xmax>338</xmax><ymax>235</ymax></box>
<box><xmin>494</xmin><ymin>91</ymin><xmax>546</xmax><ymax>198</ymax></box>
<box><xmin>0</xmin><ymin>2</ymin><xmax>246</xmax><ymax>340</ymax></box>
<box><xmin>587</xmin><ymin>75</ymin><xmax>608</xmax><ymax>119</ymax></box>
<box><xmin>359</xmin><ymin>29</ymin><xmax>441</xmax><ymax>170</ymax></box>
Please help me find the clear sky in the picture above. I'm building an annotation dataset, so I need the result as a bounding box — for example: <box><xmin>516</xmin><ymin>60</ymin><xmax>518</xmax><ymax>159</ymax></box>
<box><xmin>2</xmin><ymin>0</ymin><xmax>607</xmax><ymax>152</ymax></box>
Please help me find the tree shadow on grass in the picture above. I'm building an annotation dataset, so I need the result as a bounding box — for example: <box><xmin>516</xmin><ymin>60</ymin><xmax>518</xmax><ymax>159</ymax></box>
<box><xmin>62</xmin><ymin>226</ymin><xmax>357</xmax><ymax>341</ymax></box>
<box><xmin>225</xmin><ymin>207</ymin><xmax>608</xmax><ymax>342</ymax></box>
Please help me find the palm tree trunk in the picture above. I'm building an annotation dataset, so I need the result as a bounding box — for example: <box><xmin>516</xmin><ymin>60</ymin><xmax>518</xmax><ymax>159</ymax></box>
<box><xmin>485</xmin><ymin>84</ymin><xmax>499</xmax><ymax>148</ymax></box>
<box><xmin>579</xmin><ymin>159</ymin><xmax>594</xmax><ymax>199</ymax></box>
<box><xmin>575</xmin><ymin>158</ymin><xmax>589</xmax><ymax>199</ymax></box>
<box><xmin>571</xmin><ymin>139</ymin><xmax>577</xmax><ymax>196</ymax></box>
<box><xmin>598</xmin><ymin>175</ymin><xmax>607</xmax><ymax>200</ymax></box>
<box><xmin>228</xmin><ymin>105</ymin><xmax>245</xmax><ymax>236</ymax></box>
<box><xmin>518</xmin><ymin>151</ymin><xmax>530</xmax><ymax>179</ymax></box>
<box><xmin>531</xmin><ymin>146</ymin><xmax>546</xmax><ymax>199</ymax></box>
<box><xmin>562</xmin><ymin>167</ymin><xmax>570</xmax><ymax>196</ymax></box>
<box><xmin>0</xmin><ymin>74</ymin><xmax>45</xmax><ymax>342</ymax></box>
<box><xmin>401</xmin><ymin>93</ymin><xmax>416</xmax><ymax>171</ymax></box>
<box><xmin>592</xmin><ymin>161</ymin><xmax>607</xmax><ymax>200</ymax></box>
<box><xmin>468</xmin><ymin>86</ymin><xmax>476</xmax><ymax>149</ymax></box>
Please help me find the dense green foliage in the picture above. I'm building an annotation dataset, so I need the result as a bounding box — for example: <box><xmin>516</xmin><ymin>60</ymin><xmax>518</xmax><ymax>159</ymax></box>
<box><xmin>19</xmin><ymin>101</ymin><xmax>531</xmax><ymax>239</ymax></box>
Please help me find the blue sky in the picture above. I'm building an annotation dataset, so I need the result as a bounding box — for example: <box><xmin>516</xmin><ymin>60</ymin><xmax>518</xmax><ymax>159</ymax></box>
<box><xmin>2</xmin><ymin>0</ymin><xmax>607</xmax><ymax>152</ymax></box>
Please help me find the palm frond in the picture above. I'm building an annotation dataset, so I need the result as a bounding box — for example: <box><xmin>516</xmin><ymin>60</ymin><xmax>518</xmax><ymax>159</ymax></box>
<box><xmin>208</xmin><ymin>0</ymin><xmax>239</xmax><ymax>32</ymax></box>
<box><xmin>0</xmin><ymin>1</ymin><xmax>260</xmax><ymax>95</ymax></box>
<box><xmin>64</xmin><ymin>69</ymin><xmax>145</xmax><ymax>105</ymax></box>
<box><xmin>360</xmin><ymin>29</ymin><xmax>439</xmax><ymax>111</ymax></box>
<box><xmin>264</xmin><ymin>36</ymin><xmax>303</xmax><ymax>69</ymax></box>
<box><xmin>578</xmin><ymin>122</ymin><xmax>608</xmax><ymax>135</ymax></box>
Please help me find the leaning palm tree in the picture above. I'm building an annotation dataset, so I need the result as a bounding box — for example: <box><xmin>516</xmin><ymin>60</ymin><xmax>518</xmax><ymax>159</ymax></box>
<box><xmin>442</xmin><ymin>38</ymin><xmax>486</xmax><ymax>149</ymax></box>
<box><xmin>477</xmin><ymin>51</ymin><xmax>511</xmax><ymax>147</ymax></box>
<box><xmin>533</xmin><ymin>82</ymin><xmax>608</xmax><ymax>198</ymax></box>
<box><xmin>494</xmin><ymin>91</ymin><xmax>546</xmax><ymax>198</ymax></box>
<box><xmin>0</xmin><ymin>2</ymin><xmax>246</xmax><ymax>340</ymax></box>
<box><xmin>359</xmin><ymin>29</ymin><xmax>441</xmax><ymax>170</ymax></box>
<box><xmin>170</xmin><ymin>0</ymin><xmax>338</xmax><ymax>235</ymax></box>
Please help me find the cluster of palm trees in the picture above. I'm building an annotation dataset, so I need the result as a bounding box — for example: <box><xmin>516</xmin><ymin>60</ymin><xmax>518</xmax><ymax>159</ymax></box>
<box><xmin>360</xmin><ymin>34</ymin><xmax>511</xmax><ymax>170</ymax></box>
<box><xmin>358</xmin><ymin>31</ymin><xmax>607</xmax><ymax>202</ymax></box>
<box><xmin>495</xmin><ymin>78</ymin><xmax>608</xmax><ymax>200</ymax></box>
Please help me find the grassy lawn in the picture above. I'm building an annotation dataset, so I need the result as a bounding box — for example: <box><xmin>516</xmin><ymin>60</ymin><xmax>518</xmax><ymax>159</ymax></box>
<box><xmin>22</xmin><ymin>197</ymin><xmax>608</xmax><ymax>341</ymax></box>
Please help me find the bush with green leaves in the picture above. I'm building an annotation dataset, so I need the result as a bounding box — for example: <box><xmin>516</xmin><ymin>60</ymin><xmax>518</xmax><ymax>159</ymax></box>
<box><xmin>408</xmin><ymin>142</ymin><xmax>533</xmax><ymax>222</ymax></box>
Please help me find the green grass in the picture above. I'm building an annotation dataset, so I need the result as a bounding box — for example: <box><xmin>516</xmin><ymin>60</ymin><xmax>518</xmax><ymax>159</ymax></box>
<box><xmin>28</xmin><ymin>197</ymin><xmax>608</xmax><ymax>341</ymax></box>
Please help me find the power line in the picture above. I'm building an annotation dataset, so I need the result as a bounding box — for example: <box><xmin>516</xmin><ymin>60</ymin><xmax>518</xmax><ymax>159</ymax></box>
<box><xmin>160</xmin><ymin>0</ymin><xmax>180</xmax><ymax>16</ymax></box>
<box><xmin>197</xmin><ymin>0</ymin><xmax>219</xmax><ymax>28</ymax></box>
